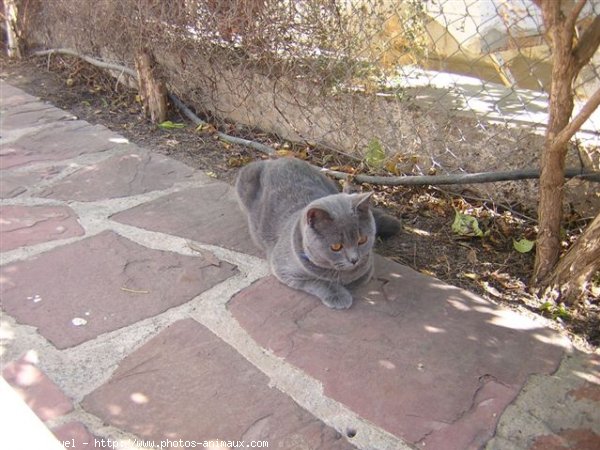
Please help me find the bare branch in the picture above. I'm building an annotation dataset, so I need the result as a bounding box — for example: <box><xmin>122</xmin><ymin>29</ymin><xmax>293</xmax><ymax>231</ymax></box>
<box><xmin>566</xmin><ymin>0</ymin><xmax>587</xmax><ymax>32</ymax></box>
<box><xmin>551</xmin><ymin>87</ymin><xmax>600</xmax><ymax>150</ymax></box>
<box><xmin>539</xmin><ymin>0</ymin><xmax>562</xmax><ymax>30</ymax></box>
<box><xmin>32</xmin><ymin>48</ymin><xmax>137</xmax><ymax>78</ymax></box>
<box><xmin>573</xmin><ymin>14</ymin><xmax>600</xmax><ymax>72</ymax></box>
<box><xmin>168</xmin><ymin>93</ymin><xmax>277</xmax><ymax>156</ymax></box>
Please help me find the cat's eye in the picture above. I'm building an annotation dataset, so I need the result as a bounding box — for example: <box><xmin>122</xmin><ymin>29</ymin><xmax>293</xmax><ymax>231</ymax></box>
<box><xmin>358</xmin><ymin>235</ymin><xmax>368</xmax><ymax>245</ymax></box>
<box><xmin>330</xmin><ymin>243</ymin><xmax>344</xmax><ymax>252</ymax></box>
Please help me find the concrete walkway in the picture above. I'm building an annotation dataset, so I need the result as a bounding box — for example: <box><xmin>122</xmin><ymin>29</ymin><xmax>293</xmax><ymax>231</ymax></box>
<box><xmin>1</xmin><ymin>79</ymin><xmax>599</xmax><ymax>450</ymax></box>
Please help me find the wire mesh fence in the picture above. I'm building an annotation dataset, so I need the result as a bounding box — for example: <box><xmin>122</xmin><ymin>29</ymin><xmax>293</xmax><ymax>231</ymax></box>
<box><xmin>14</xmin><ymin>0</ymin><xmax>600</xmax><ymax>211</ymax></box>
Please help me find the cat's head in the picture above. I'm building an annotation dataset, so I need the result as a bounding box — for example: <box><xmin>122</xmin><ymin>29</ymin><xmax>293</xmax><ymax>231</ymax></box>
<box><xmin>301</xmin><ymin>192</ymin><xmax>375</xmax><ymax>271</ymax></box>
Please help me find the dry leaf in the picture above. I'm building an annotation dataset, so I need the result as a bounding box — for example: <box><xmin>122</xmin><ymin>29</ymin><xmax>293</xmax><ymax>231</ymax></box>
<box><xmin>297</xmin><ymin>148</ymin><xmax>309</xmax><ymax>160</ymax></box>
<box><xmin>227</xmin><ymin>155</ymin><xmax>252</xmax><ymax>167</ymax></box>
<box><xmin>481</xmin><ymin>281</ymin><xmax>502</xmax><ymax>298</ymax></box>
<box><xmin>187</xmin><ymin>242</ymin><xmax>221</xmax><ymax>267</ymax></box>
<box><xmin>196</xmin><ymin>123</ymin><xmax>217</xmax><ymax>134</ymax></box>
<box><xmin>461</xmin><ymin>272</ymin><xmax>479</xmax><ymax>280</ymax></box>
<box><xmin>467</xmin><ymin>248</ymin><xmax>478</xmax><ymax>264</ymax></box>
<box><xmin>120</xmin><ymin>287</ymin><xmax>150</xmax><ymax>294</ymax></box>
<box><xmin>330</xmin><ymin>165</ymin><xmax>356</xmax><ymax>174</ymax></box>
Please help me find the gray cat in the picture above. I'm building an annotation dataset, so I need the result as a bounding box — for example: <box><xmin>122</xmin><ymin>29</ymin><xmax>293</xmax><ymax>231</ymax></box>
<box><xmin>235</xmin><ymin>158</ymin><xmax>400</xmax><ymax>309</ymax></box>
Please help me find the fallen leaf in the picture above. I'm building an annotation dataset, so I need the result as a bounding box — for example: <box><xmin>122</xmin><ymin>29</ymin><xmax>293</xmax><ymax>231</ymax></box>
<box><xmin>467</xmin><ymin>248</ymin><xmax>478</xmax><ymax>264</ymax></box>
<box><xmin>481</xmin><ymin>281</ymin><xmax>502</xmax><ymax>298</ymax></box>
<box><xmin>364</xmin><ymin>138</ymin><xmax>386</xmax><ymax>169</ymax></box>
<box><xmin>330</xmin><ymin>165</ymin><xmax>356</xmax><ymax>174</ymax></box>
<box><xmin>158</xmin><ymin>120</ymin><xmax>185</xmax><ymax>130</ymax></box>
<box><xmin>482</xmin><ymin>242</ymin><xmax>494</xmax><ymax>251</ymax></box>
<box><xmin>385</xmin><ymin>159</ymin><xmax>400</xmax><ymax>175</ymax></box>
<box><xmin>461</xmin><ymin>272</ymin><xmax>479</xmax><ymax>280</ymax></box>
<box><xmin>490</xmin><ymin>271</ymin><xmax>525</xmax><ymax>290</ymax></box>
<box><xmin>120</xmin><ymin>287</ymin><xmax>150</xmax><ymax>294</ymax></box>
<box><xmin>419</xmin><ymin>269</ymin><xmax>437</xmax><ymax>277</ymax></box>
<box><xmin>403</xmin><ymin>226</ymin><xmax>431</xmax><ymax>237</ymax></box>
<box><xmin>187</xmin><ymin>241</ymin><xmax>222</xmax><ymax>267</ymax></box>
<box><xmin>497</xmin><ymin>218</ymin><xmax>513</xmax><ymax>237</ymax></box>
<box><xmin>196</xmin><ymin>123</ymin><xmax>217</xmax><ymax>134</ymax></box>
<box><xmin>227</xmin><ymin>155</ymin><xmax>252</xmax><ymax>167</ymax></box>
<box><xmin>513</xmin><ymin>238</ymin><xmax>535</xmax><ymax>253</ymax></box>
<box><xmin>297</xmin><ymin>148</ymin><xmax>309</xmax><ymax>160</ymax></box>
<box><xmin>452</xmin><ymin>210</ymin><xmax>488</xmax><ymax>237</ymax></box>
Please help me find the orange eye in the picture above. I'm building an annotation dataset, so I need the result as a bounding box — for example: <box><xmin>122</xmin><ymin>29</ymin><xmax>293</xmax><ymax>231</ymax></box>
<box><xmin>358</xmin><ymin>235</ymin><xmax>368</xmax><ymax>245</ymax></box>
<box><xmin>330</xmin><ymin>243</ymin><xmax>344</xmax><ymax>252</ymax></box>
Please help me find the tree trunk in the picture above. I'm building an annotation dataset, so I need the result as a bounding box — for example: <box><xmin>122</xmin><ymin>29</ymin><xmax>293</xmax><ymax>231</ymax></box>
<box><xmin>542</xmin><ymin>213</ymin><xmax>600</xmax><ymax>304</ymax></box>
<box><xmin>135</xmin><ymin>49</ymin><xmax>168</xmax><ymax>124</ymax></box>
<box><xmin>532</xmin><ymin>1</ymin><xmax>600</xmax><ymax>287</ymax></box>
<box><xmin>4</xmin><ymin>0</ymin><xmax>22</xmax><ymax>58</ymax></box>
<box><xmin>533</xmin><ymin>1</ymin><xmax>577</xmax><ymax>283</ymax></box>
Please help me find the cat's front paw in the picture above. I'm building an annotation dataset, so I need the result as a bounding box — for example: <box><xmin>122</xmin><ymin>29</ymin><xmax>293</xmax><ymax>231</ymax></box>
<box><xmin>321</xmin><ymin>288</ymin><xmax>353</xmax><ymax>310</ymax></box>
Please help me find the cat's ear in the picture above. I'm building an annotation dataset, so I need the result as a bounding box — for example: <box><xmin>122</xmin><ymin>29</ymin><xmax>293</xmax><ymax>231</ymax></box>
<box><xmin>352</xmin><ymin>192</ymin><xmax>373</xmax><ymax>214</ymax></box>
<box><xmin>307</xmin><ymin>208</ymin><xmax>332</xmax><ymax>228</ymax></box>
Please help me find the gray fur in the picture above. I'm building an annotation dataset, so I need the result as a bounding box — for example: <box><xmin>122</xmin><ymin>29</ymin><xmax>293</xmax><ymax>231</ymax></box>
<box><xmin>235</xmin><ymin>158</ymin><xmax>376</xmax><ymax>309</ymax></box>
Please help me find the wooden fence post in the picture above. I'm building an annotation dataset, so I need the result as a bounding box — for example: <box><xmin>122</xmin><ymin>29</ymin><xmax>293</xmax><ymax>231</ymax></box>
<box><xmin>135</xmin><ymin>48</ymin><xmax>168</xmax><ymax>123</ymax></box>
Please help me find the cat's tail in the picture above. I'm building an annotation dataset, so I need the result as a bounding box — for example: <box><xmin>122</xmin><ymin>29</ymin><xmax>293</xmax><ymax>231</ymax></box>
<box><xmin>372</xmin><ymin>208</ymin><xmax>402</xmax><ymax>239</ymax></box>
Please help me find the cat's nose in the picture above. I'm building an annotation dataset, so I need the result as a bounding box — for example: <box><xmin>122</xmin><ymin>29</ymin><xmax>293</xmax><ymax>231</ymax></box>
<box><xmin>349</xmin><ymin>256</ymin><xmax>359</xmax><ymax>265</ymax></box>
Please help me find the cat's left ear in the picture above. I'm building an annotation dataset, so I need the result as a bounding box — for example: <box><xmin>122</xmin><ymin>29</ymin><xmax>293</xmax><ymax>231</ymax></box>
<box><xmin>352</xmin><ymin>192</ymin><xmax>373</xmax><ymax>214</ymax></box>
<box><xmin>307</xmin><ymin>207</ymin><xmax>332</xmax><ymax>228</ymax></box>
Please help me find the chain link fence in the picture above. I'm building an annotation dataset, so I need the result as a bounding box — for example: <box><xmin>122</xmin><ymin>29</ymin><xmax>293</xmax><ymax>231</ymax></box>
<box><xmin>15</xmin><ymin>0</ymin><xmax>600</xmax><ymax>212</ymax></box>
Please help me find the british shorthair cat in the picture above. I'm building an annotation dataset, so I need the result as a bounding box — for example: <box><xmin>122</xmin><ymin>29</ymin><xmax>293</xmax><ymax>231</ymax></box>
<box><xmin>235</xmin><ymin>158</ymin><xmax>400</xmax><ymax>309</ymax></box>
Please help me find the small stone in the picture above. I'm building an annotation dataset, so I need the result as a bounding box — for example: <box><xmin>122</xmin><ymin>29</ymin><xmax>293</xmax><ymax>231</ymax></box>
<box><xmin>71</xmin><ymin>318</ymin><xmax>87</xmax><ymax>326</ymax></box>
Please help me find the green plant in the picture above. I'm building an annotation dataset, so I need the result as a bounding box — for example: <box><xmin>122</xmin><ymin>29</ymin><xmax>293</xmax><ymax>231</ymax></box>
<box><xmin>540</xmin><ymin>301</ymin><xmax>571</xmax><ymax>321</ymax></box>
<box><xmin>452</xmin><ymin>210</ymin><xmax>489</xmax><ymax>238</ymax></box>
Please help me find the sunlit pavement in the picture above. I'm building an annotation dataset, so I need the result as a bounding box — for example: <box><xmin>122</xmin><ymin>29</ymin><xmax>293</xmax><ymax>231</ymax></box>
<box><xmin>1</xmin><ymin>80</ymin><xmax>599</xmax><ymax>450</ymax></box>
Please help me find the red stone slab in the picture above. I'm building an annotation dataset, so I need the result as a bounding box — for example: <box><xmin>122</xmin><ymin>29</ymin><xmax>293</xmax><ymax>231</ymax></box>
<box><xmin>228</xmin><ymin>255</ymin><xmax>567</xmax><ymax>449</ymax></box>
<box><xmin>0</xmin><ymin>80</ymin><xmax>41</xmax><ymax>107</ymax></box>
<box><xmin>82</xmin><ymin>319</ymin><xmax>349</xmax><ymax>449</ymax></box>
<box><xmin>2</xmin><ymin>351</ymin><xmax>73</xmax><ymax>421</ymax></box>
<box><xmin>0</xmin><ymin>121</ymin><xmax>130</xmax><ymax>170</ymax></box>
<box><xmin>52</xmin><ymin>422</ymin><xmax>97</xmax><ymax>450</ymax></box>
<box><xmin>0</xmin><ymin>204</ymin><xmax>85</xmax><ymax>251</ymax></box>
<box><xmin>530</xmin><ymin>429</ymin><xmax>600</xmax><ymax>450</ymax></box>
<box><xmin>0</xmin><ymin>166</ymin><xmax>66</xmax><ymax>199</ymax></box>
<box><xmin>0</xmin><ymin>101</ymin><xmax>75</xmax><ymax>130</ymax></box>
<box><xmin>0</xmin><ymin>231</ymin><xmax>237</xmax><ymax>348</ymax></box>
<box><xmin>39</xmin><ymin>150</ymin><xmax>196</xmax><ymax>201</ymax></box>
<box><xmin>111</xmin><ymin>184</ymin><xmax>263</xmax><ymax>256</ymax></box>
<box><xmin>569</xmin><ymin>380</ymin><xmax>600</xmax><ymax>402</ymax></box>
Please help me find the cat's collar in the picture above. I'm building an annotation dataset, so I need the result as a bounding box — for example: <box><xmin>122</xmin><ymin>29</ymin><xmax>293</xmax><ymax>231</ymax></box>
<box><xmin>298</xmin><ymin>252</ymin><xmax>311</xmax><ymax>262</ymax></box>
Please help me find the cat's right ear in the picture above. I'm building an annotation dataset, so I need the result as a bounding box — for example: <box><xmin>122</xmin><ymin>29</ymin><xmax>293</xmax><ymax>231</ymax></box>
<box><xmin>307</xmin><ymin>208</ymin><xmax>332</xmax><ymax>228</ymax></box>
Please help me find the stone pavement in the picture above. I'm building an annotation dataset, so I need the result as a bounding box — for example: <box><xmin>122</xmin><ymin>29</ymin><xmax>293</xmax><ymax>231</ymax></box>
<box><xmin>0</xmin><ymin>79</ymin><xmax>599</xmax><ymax>450</ymax></box>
